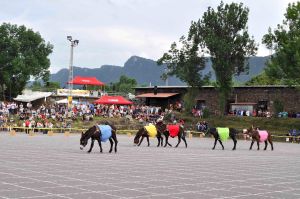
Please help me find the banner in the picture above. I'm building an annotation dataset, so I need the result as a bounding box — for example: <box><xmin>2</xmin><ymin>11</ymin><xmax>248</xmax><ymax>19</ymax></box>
<box><xmin>57</xmin><ymin>89</ymin><xmax>90</xmax><ymax>97</ymax></box>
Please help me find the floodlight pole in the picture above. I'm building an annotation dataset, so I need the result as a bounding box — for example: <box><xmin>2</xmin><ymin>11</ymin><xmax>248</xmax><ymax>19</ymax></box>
<box><xmin>67</xmin><ymin>36</ymin><xmax>79</xmax><ymax>108</ymax></box>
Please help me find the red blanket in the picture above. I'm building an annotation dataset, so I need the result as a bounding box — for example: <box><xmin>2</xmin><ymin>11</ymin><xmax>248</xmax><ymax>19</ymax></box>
<box><xmin>167</xmin><ymin>125</ymin><xmax>180</xmax><ymax>138</ymax></box>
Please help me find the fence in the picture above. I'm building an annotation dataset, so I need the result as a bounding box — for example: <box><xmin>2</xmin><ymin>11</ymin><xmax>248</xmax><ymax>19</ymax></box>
<box><xmin>1</xmin><ymin>126</ymin><xmax>299</xmax><ymax>143</ymax></box>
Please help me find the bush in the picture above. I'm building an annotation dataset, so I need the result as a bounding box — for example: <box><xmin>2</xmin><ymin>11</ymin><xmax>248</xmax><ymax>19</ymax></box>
<box><xmin>203</xmin><ymin>108</ymin><xmax>210</xmax><ymax>118</ymax></box>
<box><xmin>274</xmin><ymin>99</ymin><xmax>284</xmax><ymax>116</ymax></box>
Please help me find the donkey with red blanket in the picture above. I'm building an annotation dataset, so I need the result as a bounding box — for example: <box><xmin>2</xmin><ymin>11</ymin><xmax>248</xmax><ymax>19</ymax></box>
<box><xmin>244</xmin><ymin>126</ymin><xmax>274</xmax><ymax>150</ymax></box>
<box><xmin>156</xmin><ymin>122</ymin><xmax>187</xmax><ymax>148</ymax></box>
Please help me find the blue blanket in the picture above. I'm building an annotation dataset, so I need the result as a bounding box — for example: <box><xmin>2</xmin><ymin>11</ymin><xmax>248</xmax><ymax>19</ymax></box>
<box><xmin>98</xmin><ymin>125</ymin><xmax>112</xmax><ymax>142</ymax></box>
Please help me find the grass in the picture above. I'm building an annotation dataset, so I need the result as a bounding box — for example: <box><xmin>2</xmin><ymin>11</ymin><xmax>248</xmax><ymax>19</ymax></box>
<box><xmin>180</xmin><ymin>114</ymin><xmax>300</xmax><ymax>136</ymax></box>
<box><xmin>8</xmin><ymin>113</ymin><xmax>300</xmax><ymax>136</ymax></box>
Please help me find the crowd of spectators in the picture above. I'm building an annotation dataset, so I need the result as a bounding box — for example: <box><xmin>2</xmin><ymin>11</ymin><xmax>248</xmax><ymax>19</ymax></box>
<box><xmin>0</xmin><ymin>101</ymin><xmax>167</xmax><ymax>130</ymax></box>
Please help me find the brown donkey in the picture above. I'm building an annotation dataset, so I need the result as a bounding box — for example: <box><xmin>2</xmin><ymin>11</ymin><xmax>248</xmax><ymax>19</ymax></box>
<box><xmin>244</xmin><ymin>126</ymin><xmax>274</xmax><ymax>150</ymax></box>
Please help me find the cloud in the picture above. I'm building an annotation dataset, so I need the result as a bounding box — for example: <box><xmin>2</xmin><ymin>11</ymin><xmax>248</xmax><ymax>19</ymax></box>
<box><xmin>0</xmin><ymin>0</ymin><xmax>298</xmax><ymax>73</ymax></box>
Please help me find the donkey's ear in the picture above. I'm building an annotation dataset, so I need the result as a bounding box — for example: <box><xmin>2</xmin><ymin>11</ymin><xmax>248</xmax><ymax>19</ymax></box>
<box><xmin>81</xmin><ymin>132</ymin><xmax>84</xmax><ymax>135</ymax></box>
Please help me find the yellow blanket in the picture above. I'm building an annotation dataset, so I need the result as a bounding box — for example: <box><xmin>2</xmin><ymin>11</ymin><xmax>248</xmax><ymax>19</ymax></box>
<box><xmin>145</xmin><ymin>124</ymin><xmax>157</xmax><ymax>138</ymax></box>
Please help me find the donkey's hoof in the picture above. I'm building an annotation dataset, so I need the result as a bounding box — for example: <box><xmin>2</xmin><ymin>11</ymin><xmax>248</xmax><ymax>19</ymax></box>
<box><xmin>212</xmin><ymin>148</ymin><xmax>215</xmax><ymax>150</ymax></box>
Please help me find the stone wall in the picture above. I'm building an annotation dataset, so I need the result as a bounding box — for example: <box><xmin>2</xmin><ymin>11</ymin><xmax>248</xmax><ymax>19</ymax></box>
<box><xmin>134</xmin><ymin>86</ymin><xmax>300</xmax><ymax>114</ymax></box>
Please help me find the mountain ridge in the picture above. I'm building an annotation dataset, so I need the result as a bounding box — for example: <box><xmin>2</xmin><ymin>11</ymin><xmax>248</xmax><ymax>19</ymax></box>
<box><xmin>50</xmin><ymin>55</ymin><xmax>269</xmax><ymax>87</ymax></box>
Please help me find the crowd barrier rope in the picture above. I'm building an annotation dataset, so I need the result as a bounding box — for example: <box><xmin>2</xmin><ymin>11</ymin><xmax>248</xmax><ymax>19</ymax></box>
<box><xmin>1</xmin><ymin>126</ymin><xmax>299</xmax><ymax>142</ymax></box>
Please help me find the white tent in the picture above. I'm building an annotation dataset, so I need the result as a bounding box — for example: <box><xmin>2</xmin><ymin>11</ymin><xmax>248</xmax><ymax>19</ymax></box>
<box><xmin>14</xmin><ymin>90</ymin><xmax>52</xmax><ymax>102</ymax></box>
<box><xmin>55</xmin><ymin>98</ymin><xmax>78</xmax><ymax>104</ymax></box>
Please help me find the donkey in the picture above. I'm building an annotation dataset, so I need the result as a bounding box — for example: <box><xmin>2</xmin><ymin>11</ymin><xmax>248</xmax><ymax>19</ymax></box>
<box><xmin>156</xmin><ymin>122</ymin><xmax>187</xmax><ymax>148</ymax></box>
<box><xmin>244</xmin><ymin>126</ymin><xmax>274</xmax><ymax>150</ymax></box>
<box><xmin>206</xmin><ymin>127</ymin><xmax>238</xmax><ymax>150</ymax></box>
<box><xmin>133</xmin><ymin>122</ymin><xmax>164</xmax><ymax>147</ymax></box>
<box><xmin>80</xmin><ymin>121</ymin><xmax>118</xmax><ymax>153</ymax></box>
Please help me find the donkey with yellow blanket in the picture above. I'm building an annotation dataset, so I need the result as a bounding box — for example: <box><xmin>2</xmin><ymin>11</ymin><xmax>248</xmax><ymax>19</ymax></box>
<box><xmin>133</xmin><ymin>122</ymin><xmax>165</xmax><ymax>147</ymax></box>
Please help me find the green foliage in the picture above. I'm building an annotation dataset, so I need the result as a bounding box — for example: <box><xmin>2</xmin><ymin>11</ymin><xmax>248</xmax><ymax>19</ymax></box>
<box><xmin>195</xmin><ymin>1</ymin><xmax>257</xmax><ymax>112</ymax></box>
<box><xmin>245</xmin><ymin>72</ymin><xmax>281</xmax><ymax>85</ymax></box>
<box><xmin>274</xmin><ymin>99</ymin><xmax>284</xmax><ymax>116</ymax></box>
<box><xmin>202</xmin><ymin>107</ymin><xmax>210</xmax><ymax>118</ymax></box>
<box><xmin>157</xmin><ymin>32</ymin><xmax>211</xmax><ymax>88</ymax></box>
<box><xmin>29</xmin><ymin>81</ymin><xmax>60</xmax><ymax>92</ymax></box>
<box><xmin>183</xmin><ymin>87</ymin><xmax>199</xmax><ymax>113</ymax></box>
<box><xmin>262</xmin><ymin>2</ymin><xmax>300</xmax><ymax>85</ymax></box>
<box><xmin>0</xmin><ymin>23</ymin><xmax>53</xmax><ymax>100</ymax></box>
<box><xmin>110</xmin><ymin>75</ymin><xmax>137</xmax><ymax>93</ymax></box>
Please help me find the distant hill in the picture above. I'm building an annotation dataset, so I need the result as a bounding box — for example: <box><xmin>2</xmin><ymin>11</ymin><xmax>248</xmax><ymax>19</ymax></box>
<box><xmin>50</xmin><ymin>55</ymin><xmax>269</xmax><ymax>87</ymax></box>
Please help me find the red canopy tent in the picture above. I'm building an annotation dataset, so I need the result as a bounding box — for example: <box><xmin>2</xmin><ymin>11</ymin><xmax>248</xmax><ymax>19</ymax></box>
<box><xmin>68</xmin><ymin>76</ymin><xmax>105</xmax><ymax>86</ymax></box>
<box><xmin>94</xmin><ymin>96</ymin><xmax>133</xmax><ymax>105</ymax></box>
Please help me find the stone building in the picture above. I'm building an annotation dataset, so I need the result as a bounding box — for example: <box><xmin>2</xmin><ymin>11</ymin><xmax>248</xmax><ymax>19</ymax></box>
<box><xmin>134</xmin><ymin>85</ymin><xmax>300</xmax><ymax>115</ymax></box>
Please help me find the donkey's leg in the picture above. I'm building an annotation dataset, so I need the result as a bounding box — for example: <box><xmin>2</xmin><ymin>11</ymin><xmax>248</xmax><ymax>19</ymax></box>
<box><xmin>146</xmin><ymin>136</ymin><xmax>150</xmax><ymax>147</ymax></box>
<box><xmin>108</xmin><ymin>138</ymin><xmax>113</xmax><ymax>153</ymax></box>
<box><xmin>182</xmin><ymin>136</ymin><xmax>187</xmax><ymax>148</ymax></box>
<box><xmin>250</xmin><ymin>140</ymin><xmax>254</xmax><ymax>150</ymax></box>
<box><xmin>257</xmin><ymin>141</ymin><xmax>260</xmax><ymax>150</ymax></box>
<box><xmin>175</xmin><ymin>136</ymin><xmax>181</xmax><ymax>148</ymax></box>
<box><xmin>232</xmin><ymin>137</ymin><xmax>237</xmax><ymax>150</ymax></box>
<box><xmin>138</xmin><ymin>136</ymin><xmax>145</xmax><ymax>146</ymax></box>
<box><xmin>97</xmin><ymin>139</ymin><xmax>103</xmax><ymax>153</ymax></box>
<box><xmin>268</xmin><ymin>137</ymin><xmax>274</xmax><ymax>151</ymax></box>
<box><xmin>160</xmin><ymin>136</ymin><xmax>164</xmax><ymax>147</ymax></box>
<box><xmin>157</xmin><ymin>136</ymin><xmax>160</xmax><ymax>147</ymax></box>
<box><xmin>164</xmin><ymin>136</ymin><xmax>169</xmax><ymax>147</ymax></box>
<box><xmin>218</xmin><ymin>140</ymin><xmax>224</xmax><ymax>150</ymax></box>
<box><xmin>264</xmin><ymin>140</ymin><xmax>268</xmax><ymax>150</ymax></box>
<box><xmin>212</xmin><ymin>138</ymin><xmax>217</xmax><ymax>150</ymax></box>
<box><xmin>112</xmin><ymin>133</ymin><xmax>118</xmax><ymax>153</ymax></box>
<box><xmin>230</xmin><ymin>133</ymin><xmax>237</xmax><ymax>150</ymax></box>
<box><xmin>88</xmin><ymin>139</ymin><xmax>95</xmax><ymax>153</ymax></box>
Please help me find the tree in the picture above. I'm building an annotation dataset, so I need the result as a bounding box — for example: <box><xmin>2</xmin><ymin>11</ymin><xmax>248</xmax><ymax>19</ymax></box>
<box><xmin>157</xmin><ymin>24</ymin><xmax>211</xmax><ymax>113</ymax></box>
<box><xmin>0</xmin><ymin>23</ymin><xmax>53</xmax><ymax>101</ymax></box>
<box><xmin>111</xmin><ymin>75</ymin><xmax>137</xmax><ymax>94</ymax></box>
<box><xmin>245</xmin><ymin>72</ymin><xmax>280</xmax><ymax>86</ymax></box>
<box><xmin>29</xmin><ymin>81</ymin><xmax>60</xmax><ymax>92</ymax></box>
<box><xmin>196</xmin><ymin>1</ymin><xmax>257</xmax><ymax>113</ymax></box>
<box><xmin>157</xmin><ymin>34</ymin><xmax>210</xmax><ymax>88</ymax></box>
<box><xmin>262</xmin><ymin>2</ymin><xmax>300</xmax><ymax>85</ymax></box>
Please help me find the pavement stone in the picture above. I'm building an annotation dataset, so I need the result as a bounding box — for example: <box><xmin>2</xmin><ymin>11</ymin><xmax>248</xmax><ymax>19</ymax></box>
<box><xmin>0</xmin><ymin>132</ymin><xmax>300</xmax><ymax>199</ymax></box>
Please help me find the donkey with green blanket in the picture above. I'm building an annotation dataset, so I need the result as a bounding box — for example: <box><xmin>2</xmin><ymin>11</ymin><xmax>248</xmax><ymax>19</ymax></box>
<box><xmin>207</xmin><ymin>127</ymin><xmax>238</xmax><ymax>150</ymax></box>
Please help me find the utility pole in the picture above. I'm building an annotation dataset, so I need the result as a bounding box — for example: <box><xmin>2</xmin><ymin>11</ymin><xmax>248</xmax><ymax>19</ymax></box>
<box><xmin>67</xmin><ymin>36</ymin><xmax>79</xmax><ymax>109</ymax></box>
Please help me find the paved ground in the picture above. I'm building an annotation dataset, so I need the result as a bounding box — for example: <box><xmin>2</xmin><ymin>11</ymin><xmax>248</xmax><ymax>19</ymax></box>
<box><xmin>0</xmin><ymin>132</ymin><xmax>300</xmax><ymax>199</ymax></box>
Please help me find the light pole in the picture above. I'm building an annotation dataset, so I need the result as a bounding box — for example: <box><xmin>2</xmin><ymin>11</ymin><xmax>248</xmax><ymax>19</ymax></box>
<box><xmin>67</xmin><ymin>36</ymin><xmax>79</xmax><ymax>108</ymax></box>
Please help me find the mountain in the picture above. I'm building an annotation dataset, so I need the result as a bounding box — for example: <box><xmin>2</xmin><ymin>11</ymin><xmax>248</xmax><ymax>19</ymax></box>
<box><xmin>50</xmin><ymin>55</ymin><xmax>269</xmax><ymax>87</ymax></box>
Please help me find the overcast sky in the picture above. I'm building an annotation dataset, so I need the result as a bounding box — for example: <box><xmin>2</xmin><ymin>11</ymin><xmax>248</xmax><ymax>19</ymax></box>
<box><xmin>0</xmin><ymin>0</ymin><xmax>297</xmax><ymax>73</ymax></box>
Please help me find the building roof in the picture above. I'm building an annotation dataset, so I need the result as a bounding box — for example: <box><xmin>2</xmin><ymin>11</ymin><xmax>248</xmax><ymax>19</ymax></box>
<box><xmin>135</xmin><ymin>93</ymin><xmax>179</xmax><ymax>98</ymax></box>
<box><xmin>230</xmin><ymin>102</ymin><xmax>257</xmax><ymax>105</ymax></box>
<box><xmin>134</xmin><ymin>85</ymin><xmax>299</xmax><ymax>89</ymax></box>
<box><xmin>14</xmin><ymin>90</ymin><xmax>52</xmax><ymax>102</ymax></box>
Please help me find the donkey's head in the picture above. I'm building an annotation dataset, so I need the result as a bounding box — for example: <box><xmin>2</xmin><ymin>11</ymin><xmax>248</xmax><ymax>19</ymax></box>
<box><xmin>155</xmin><ymin>121</ymin><xmax>167</xmax><ymax>134</ymax></box>
<box><xmin>133</xmin><ymin>128</ymin><xmax>144</xmax><ymax>145</ymax></box>
<box><xmin>244</xmin><ymin>125</ymin><xmax>257</xmax><ymax>136</ymax></box>
<box><xmin>80</xmin><ymin>126</ymin><xmax>96</xmax><ymax>150</ymax></box>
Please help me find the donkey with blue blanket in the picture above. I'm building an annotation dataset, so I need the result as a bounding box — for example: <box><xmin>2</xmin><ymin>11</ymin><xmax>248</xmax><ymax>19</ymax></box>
<box><xmin>80</xmin><ymin>121</ymin><xmax>118</xmax><ymax>153</ymax></box>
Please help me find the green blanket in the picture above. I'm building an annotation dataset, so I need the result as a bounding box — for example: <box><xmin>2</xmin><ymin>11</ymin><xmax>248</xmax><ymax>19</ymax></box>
<box><xmin>217</xmin><ymin>127</ymin><xmax>230</xmax><ymax>141</ymax></box>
